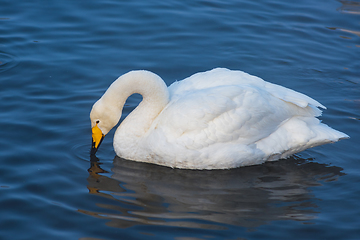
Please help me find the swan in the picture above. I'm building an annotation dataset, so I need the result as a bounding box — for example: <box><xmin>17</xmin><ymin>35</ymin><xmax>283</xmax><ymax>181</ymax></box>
<box><xmin>90</xmin><ymin>68</ymin><xmax>348</xmax><ymax>169</ymax></box>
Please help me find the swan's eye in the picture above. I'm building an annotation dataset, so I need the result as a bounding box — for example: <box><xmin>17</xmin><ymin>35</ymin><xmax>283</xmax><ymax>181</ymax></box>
<box><xmin>96</xmin><ymin>120</ymin><xmax>100</xmax><ymax>124</ymax></box>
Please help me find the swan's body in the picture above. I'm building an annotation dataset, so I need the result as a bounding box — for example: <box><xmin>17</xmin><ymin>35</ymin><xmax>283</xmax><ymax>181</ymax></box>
<box><xmin>90</xmin><ymin>68</ymin><xmax>348</xmax><ymax>169</ymax></box>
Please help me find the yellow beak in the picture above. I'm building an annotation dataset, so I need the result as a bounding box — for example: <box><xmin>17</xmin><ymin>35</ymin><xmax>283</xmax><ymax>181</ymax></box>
<box><xmin>91</xmin><ymin>124</ymin><xmax>104</xmax><ymax>155</ymax></box>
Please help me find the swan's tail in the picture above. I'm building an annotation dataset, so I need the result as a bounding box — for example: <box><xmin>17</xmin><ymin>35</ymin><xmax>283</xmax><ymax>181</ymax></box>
<box><xmin>256</xmin><ymin>116</ymin><xmax>349</xmax><ymax>161</ymax></box>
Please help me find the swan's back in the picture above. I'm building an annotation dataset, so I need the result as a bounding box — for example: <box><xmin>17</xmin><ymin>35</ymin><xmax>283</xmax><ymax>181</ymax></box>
<box><xmin>170</xmin><ymin>68</ymin><xmax>324</xmax><ymax>109</ymax></box>
<box><xmin>139</xmin><ymin>68</ymin><xmax>348</xmax><ymax>169</ymax></box>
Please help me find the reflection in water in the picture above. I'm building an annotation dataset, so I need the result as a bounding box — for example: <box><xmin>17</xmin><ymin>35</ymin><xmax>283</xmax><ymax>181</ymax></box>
<box><xmin>333</xmin><ymin>1</ymin><xmax>360</xmax><ymax>45</ymax></box>
<box><xmin>328</xmin><ymin>27</ymin><xmax>360</xmax><ymax>39</ymax></box>
<box><xmin>80</xmin><ymin>156</ymin><xmax>345</xmax><ymax>230</ymax></box>
<box><xmin>339</xmin><ymin>28</ymin><xmax>360</xmax><ymax>37</ymax></box>
<box><xmin>337</xmin><ymin>0</ymin><xmax>360</xmax><ymax>15</ymax></box>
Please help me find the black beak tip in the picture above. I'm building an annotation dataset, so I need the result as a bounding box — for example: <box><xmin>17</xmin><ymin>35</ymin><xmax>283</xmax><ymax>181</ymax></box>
<box><xmin>90</xmin><ymin>135</ymin><xmax>104</xmax><ymax>157</ymax></box>
<box><xmin>90</xmin><ymin>141</ymin><xmax>99</xmax><ymax>156</ymax></box>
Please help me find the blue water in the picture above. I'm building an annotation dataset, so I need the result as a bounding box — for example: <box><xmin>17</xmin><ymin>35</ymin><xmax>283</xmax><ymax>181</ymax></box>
<box><xmin>1</xmin><ymin>0</ymin><xmax>359</xmax><ymax>239</ymax></box>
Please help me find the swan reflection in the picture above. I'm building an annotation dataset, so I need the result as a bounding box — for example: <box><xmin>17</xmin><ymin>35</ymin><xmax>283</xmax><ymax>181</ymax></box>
<box><xmin>80</xmin><ymin>156</ymin><xmax>344</xmax><ymax>229</ymax></box>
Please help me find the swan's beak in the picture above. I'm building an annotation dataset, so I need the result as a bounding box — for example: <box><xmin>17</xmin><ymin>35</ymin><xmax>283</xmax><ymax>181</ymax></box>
<box><xmin>91</xmin><ymin>124</ymin><xmax>104</xmax><ymax>155</ymax></box>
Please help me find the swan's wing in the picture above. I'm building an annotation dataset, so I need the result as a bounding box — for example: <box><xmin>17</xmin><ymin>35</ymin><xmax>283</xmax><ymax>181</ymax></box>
<box><xmin>153</xmin><ymin>68</ymin><xmax>328</xmax><ymax>151</ymax></box>
<box><xmin>152</xmin><ymin>83</ymin><xmax>302</xmax><ymax>150</ymax></box>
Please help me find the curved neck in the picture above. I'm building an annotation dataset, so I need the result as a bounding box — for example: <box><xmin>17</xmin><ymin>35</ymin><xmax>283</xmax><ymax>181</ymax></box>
<box><xmin>102</xmin><ymin>70</ymin><xmax>169</xmax><ymax>136</ymax></box>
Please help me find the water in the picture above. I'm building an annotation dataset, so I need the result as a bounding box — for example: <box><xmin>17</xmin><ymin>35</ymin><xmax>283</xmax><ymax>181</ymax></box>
<box><xmin>0</xmin><ymin>0</ymin><xmax>359</xmax><ymax>239</ymax></box>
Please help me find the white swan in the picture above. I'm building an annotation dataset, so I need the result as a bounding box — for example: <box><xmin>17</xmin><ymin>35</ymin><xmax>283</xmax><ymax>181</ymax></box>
<box><xmin>90</xmin><ymin>68</ymin><xmax>348</xmax><ymax>169</ymax></box>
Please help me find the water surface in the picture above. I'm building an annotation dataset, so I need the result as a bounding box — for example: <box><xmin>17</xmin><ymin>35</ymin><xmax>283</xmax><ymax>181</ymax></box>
<box><xmin>0</xmin><ymin>0</ymin><xmax>359</xmax><ymax>239</ymax></box>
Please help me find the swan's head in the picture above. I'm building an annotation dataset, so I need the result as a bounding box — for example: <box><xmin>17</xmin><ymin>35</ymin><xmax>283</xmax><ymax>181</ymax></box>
<box><xmin>90</xmin><ymin>98</ymin><xmax>121</xmax><ymax>155</ymax></box>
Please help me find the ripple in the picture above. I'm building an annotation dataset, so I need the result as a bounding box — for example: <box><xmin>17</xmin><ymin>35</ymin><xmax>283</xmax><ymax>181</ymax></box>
<box><xmin>0</xmin><ymin>51</ymin><xmax>18</xmax><ymax>73</ymax></box>
<box><xmin>71</xmin><ymin>143</ymin><xmax>91</xmax><ymax>162</ymax></box>
<box><xmin>71</xmin><ymin>137</ymin><xmax>116</xmax><ymax>163</ymax></box>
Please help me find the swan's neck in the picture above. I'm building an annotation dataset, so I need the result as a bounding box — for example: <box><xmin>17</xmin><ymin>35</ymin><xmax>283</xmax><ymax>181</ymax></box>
<box><xmin>103</xmin><ymin>70</ymin><xmax>169</xmax><ymax>138</ymax></box>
